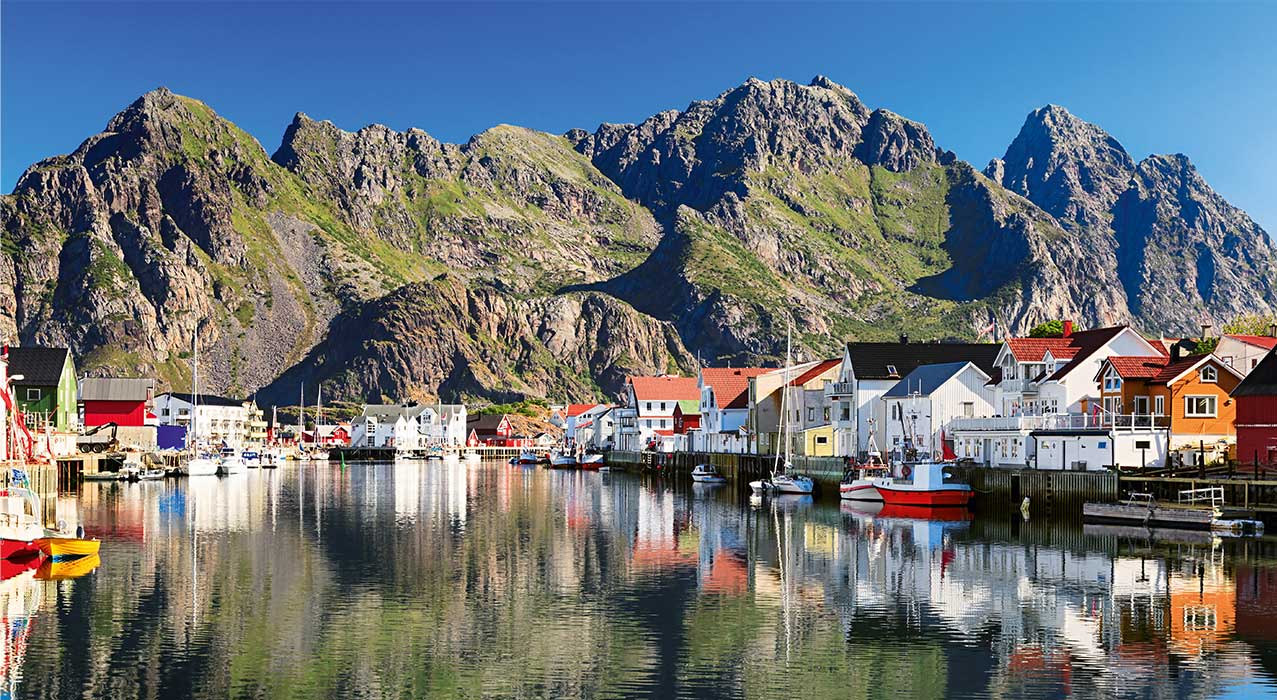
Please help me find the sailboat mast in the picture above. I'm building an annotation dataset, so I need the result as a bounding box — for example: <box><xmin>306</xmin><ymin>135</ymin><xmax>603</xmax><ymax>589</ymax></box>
<box><xmin>298</xmin><ymin>382</ymin><xmax>304</xmax><ymax>444</ymax></box>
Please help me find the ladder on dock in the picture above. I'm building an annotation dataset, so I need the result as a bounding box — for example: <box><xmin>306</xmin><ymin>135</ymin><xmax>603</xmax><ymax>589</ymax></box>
<box><xmin>1178</xmin><ymin>486</ymin><xmax>1224</xmax><ymax>509</ymax></box>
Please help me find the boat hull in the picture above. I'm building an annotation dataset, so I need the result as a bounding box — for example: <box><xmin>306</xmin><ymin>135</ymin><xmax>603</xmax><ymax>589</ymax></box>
<box><xmin>839</xmin><ymin>481</ymin><xmax>883</xmax><ymax>502</ymax></box>
<box><xmin>877</xmin><ymin>486</ymin><xmax>972</xmax><ymax>507</ymax></box>
<box><xmin>0</xmin><ymin>539</ymin><xmax>39</xmax><ymax>561</ymax></box>
<box><xmin>36</xmin><ymin>537</ymin><xmax>101</xmax><ymax>559</ymax></box>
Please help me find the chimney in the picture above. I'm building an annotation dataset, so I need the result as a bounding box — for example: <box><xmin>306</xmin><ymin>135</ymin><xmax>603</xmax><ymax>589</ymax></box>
<box><xmin>1062</xmin><ymin>320</ymin><xmax>1073</xmax><ymax>338</ymax></box>
<box><xmin>1171</xmin><ymin>343</ymin><xmax>1182</xmax><ymax>362</ymax></box>
<box><xmin>1269</xmin><ymin>323</ymin><xmax>1276</xmax><ymax>338</ymax></box>
<box><xmin>900</xmin><ymin>334</ymin><xmax>909</xmax><ymax>344</ymax></box>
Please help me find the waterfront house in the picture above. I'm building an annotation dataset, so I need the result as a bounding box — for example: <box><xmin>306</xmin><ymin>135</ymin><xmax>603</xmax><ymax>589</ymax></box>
<box><xmin>79</xmin><ymin>378</ymin><xmax>154</xmax><ymax>427</ymax></box>
<box><xmin>882</xmin><ymin>362</ymin><xmax>996</xmax><ymax>461</ymax></box>
<box><xmin>570</xmin><ymin>405</ymin><xmax>615</xmax><ymax>449</ymax></box>
<box><xmin>672</xmin><ymin>400</ymin><xmax>700</xmax><ymax>444</ymax></box>
<box><xmin>1</xmin><ymin>352</ymin><xmax>8</xmax><ymax>460</ymax></box>
<box><xmin>466</xmin><ymin>413</ymin><xmax>518</xmax><ymax>446</ymax></box>
<box><xmin>617</xmin><ymin>375</ymin><xmax>699</xmax><ymax>452</ymax></box>
<box><xmin>827</xmin><ymin>338</ymin><xmax>1000</xmax><ymax>458</ymax></box>
<box><xmin>746</xmin><ymin>360</ymin><xmax>821</xmax><ymax>456</ymax></box>
<box><xmin>436</xmin><ymin>404</ymin><xmax>468</xmax><ymax>445</ymax></box>
<box><xmin>1232</xmin><ymin>350</ymin><xmax>1277</xmax><ymax>466</ymax></box>
<box><xmin>6</xmin><ymin>346</ymin><xmax>78</xmax><ymax>431</ymax></box>
<box><xmin>695</xmin><ymin>368</ymin><xmax>769</xmax><ymax>453</ymax></box>
<box><xmin>351</xmin><ymin>403</ymin><xmax>429</xmax><ymax>450</ymax></box>
<box><xmin>154</xmin><ymin>392</ymin><xmax>252</xmax><ymax>448</ymax></box>
<box><xmin>950</xmin><ymin>324</ymin><xmax>1169</xmax><ymax>470</ymax></box>
<box><xmin>565</xmin><ymin>403</ymin><xmax>608</xmax><ymax>446</ymax></box>
<box><xmin>1216</xmin><ymin>334</ymin><xmax>1277</xmax><ymax>375</ymax></box>
<box><xmin>780</xmin><ymin>360</ymin><xmax>841</xmax><ymax>457</ymax></box>
<box><xmin>1095</xmin><ymin>350</ymin><xmax>1242</xmax><ymax>455</ymax></box>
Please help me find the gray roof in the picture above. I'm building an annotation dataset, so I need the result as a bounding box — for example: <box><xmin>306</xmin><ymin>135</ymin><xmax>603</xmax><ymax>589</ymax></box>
<box><xmin>883</xmin><ymin>362</ymin><xmax>980</xmax><ymax>398</ymax></box>
<box><xmin>359</xmin><ymin>404</ymin><xmax>431</xmax><ymax>420</ymax></box>
<box><xmin>80</xmin><ymin>377</ymin><xmax>154</xmax><ymax>402</ymax></box>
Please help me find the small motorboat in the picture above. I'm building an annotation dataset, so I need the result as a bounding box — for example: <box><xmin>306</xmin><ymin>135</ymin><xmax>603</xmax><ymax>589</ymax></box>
<box><xmin>218</xmin><ymin>455</ymin><xmax>246</xmax><ymax>475</ymax></box>
<box><xmin>311</xmin><ymin>449</ymin><xmax>330</xmax><ymax>462</ymax></box>
<box><xmin>185</xmin><ymin>454</ymin><xmax>219</xmax><ymax>476</ymax></box>
<box><xmin>82</xmin><ymin>471</ymin><xmax>123</xmax><ymax>482</ymax></box>
<box><xmin>241</xmin><ymin>450</ymin><xmax>261</xmax><ymax>468</ymax></box>
<box><xmin>36</xmin><ymin>535</ymin><xmax>100</xmax><ymax>559</ymax></box>
<box><xmin>517</xmin><ymin>451</ymin><xmax>539</xmax><ymax>465</ymax></box>
<box><xmin>579</xmin><ymin>454</ymin><xmax>605</xmax><ymax>470</ymax></box>
<box><xmin>691</xmin><ymin>464</ymin><xmax>727</xmax><ymax>483</ymax></box>
<box><xmin>36</xmin><ymin>553</ymin><xmax>101</xmax><ymax>581</ymax></box>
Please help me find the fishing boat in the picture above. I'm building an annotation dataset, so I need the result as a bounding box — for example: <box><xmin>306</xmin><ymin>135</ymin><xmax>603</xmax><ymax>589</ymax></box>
<box><xmin>550</xmin><ymin>453</ymin><xmax>578</xmax><ymax>468</ymax></box>
<box><xmin>839</xmin><ymin>444</ymin><xmax>888</xmax><ymax>502</ymax></box>
<box><xmin>871</xmin><ymin>461</ymin><xmax>972</xmax><ymax>507</ymax></box>
<box><xmin>0</xmin><ymin>480</ymin><xmax>43</xmax><ymax>560</ymax></box>
<box><xmin>579</xmin><ymin>454</ymin><xmax>604</xmax><ymax>470</ymax></box>
<box><xmin>749</xmin><ymin>320</ymin><xmax>814</xmax><ymax>496</ymax></box>
<box><xmin>517</xmin><ymin>451</ymin><xmax>539</xmax><ymax>465</ymax></box>
<box><xmin>35</xmin><ymin>553</ymin><xmax>101</xmax><ymax>581</ymax></box>
<box><xmin>691</xmin><ymin>463</ymin><xmax>727</xmax><ymax>483</ymax></box>
<box><xmin>35</xmin><ymin>535</ymin><xmax>100</xmax><ymax>559</ymax></box>
<box><xmin>241</xmin><ymin>449</ymin><xmax>260</xmax><ymax>468</ymax></box>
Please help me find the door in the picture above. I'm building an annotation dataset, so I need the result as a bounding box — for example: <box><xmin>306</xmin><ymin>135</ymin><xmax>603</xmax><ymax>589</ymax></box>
<box><xmin>983</xmin><ymin>438</ymin><xmax>992</xmax><ymax>467</ymax></box>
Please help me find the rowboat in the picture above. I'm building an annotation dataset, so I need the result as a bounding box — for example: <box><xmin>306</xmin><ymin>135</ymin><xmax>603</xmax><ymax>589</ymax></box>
<box><xmin>36</xmin><ymin>553</ymin><xmax>101</xmax><ymax>581</ymax></box>
<box><xmin>36</xmin><ymin>536</ymin><xmax>101</xmax><ymax>559</ymax></box>
<box><xmin>691</xmin><ymin>464</ymin><xmax>727</xmax><ymax>483</ymax></box>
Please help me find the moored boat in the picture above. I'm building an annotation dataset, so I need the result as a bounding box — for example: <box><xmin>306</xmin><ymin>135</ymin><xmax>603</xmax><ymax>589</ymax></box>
<box><xmin>550</xmin><ymin>453</ymin><xmax>578</xmax><ymax>468</ymax></box>
<box><xmin>517</xmin><ymin>451</ymin><xmax>539</xmax><ymax>465</ymax></box>
<box><xmin>0</xmin><ymin>484</ymin><xmax>43</xmax><ymax>560</ymax></box>
<box><xmin>36</xmin><ymin>535</ymin><xmax>100</xmax><ymax>559</ymax></box>
<box><xmin>218</xmin><ymin>448</ymin><xmax>246</xmax><ymax>475</ymax></box>
<box><xmin>872</xmin><ymin>461</ymin><xmax>972</xmax><ymax>507</ymax></box>
<box><xmin>579</xmin><ymin>454</ymin><xmax>604</xmax><ymax>470</ymax></box>
<box><xmin>691</xmin><ymin>463</ymin><xmax>727</xmax><ymax>483</ymax></box>
<box><xmin>463</xmin><ymin>450</ymin><xmax>481</xmax><ymax>463</ymax></box>
<box><xmin>241</xmin><ymin>450</ymin><xmax>260</xmax><ymax>468</ymax></box>
<box><xmin>749</xmin><ymin>472</ymin><xmax>815</xmax><ymax>495</ymax></box>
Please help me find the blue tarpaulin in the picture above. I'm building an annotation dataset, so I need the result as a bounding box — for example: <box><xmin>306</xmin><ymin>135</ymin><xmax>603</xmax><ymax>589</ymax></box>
<box><xmin>157</xmin><ymin>424</ymin><xmax>187</xmax><ymax>450</ymax></box>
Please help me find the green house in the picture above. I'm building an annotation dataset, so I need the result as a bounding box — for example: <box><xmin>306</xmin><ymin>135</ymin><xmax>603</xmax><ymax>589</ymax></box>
<box><xmin>8</xmin><ymin>347</ymin><xmax>78</xmax><ymax>430</ymax></box>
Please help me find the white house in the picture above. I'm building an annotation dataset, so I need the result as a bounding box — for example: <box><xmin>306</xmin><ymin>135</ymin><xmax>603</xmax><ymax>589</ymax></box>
<box><xmin>827</xmin><ymin>339</ymin><xmax>1001</xmax><ymax>459</ymax></box>
<box><xmin>154</xmin><ymin>392</ymin><xmax>251</xmax><ymax>449</ymax></box>
<box><xmin>950</xmin><ymin>324</ymin><xmax>1169</xmax><ymax>470</ymax></box>
<box><xmin>880</xmin><ymin>362</ymin><xmax>996</xmax><ymax>461</ymax></box>
<box><xmin>351</xmin><ymin>404</ymin><xmax>431</xmax><ymax>451</ymax></box>
<box><xmin>1216</xmin><ymin>334</ymin><xmax>1277</xmax><ymax>375</ymax></box>
<box><xmin>618</xmin><ymin>376</ymin><xmax>699</xmax><ymax>452</ymax></box>
<box><xmin>696</xmin><ymin>368</ymin><xmax>769</xmax><ymax>453</ymax></box>
<box><xmin>436</xmin><ymin>404</ymin><xmax>468</xmax><ymax>446</ymax></box>
<box><xmin>567</xmin><ymin>404</ymin><xmax>614</xmax><ymax>448</ymax></box>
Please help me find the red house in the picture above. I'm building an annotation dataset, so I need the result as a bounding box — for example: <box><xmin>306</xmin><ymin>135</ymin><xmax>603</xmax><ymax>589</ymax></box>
<box><xmin>1234</xmin><ymin>350</ymin><xmax>1277</xmax><ymax>466</ymax></box>
<box><xmin>672</xmin><ymin>402</ymin><xmax>700</xmax><ymax>434</ymax></box>
<box><xmin>79</xmin><ymin>378</ymin><xmax>154</xmax><ymax>427</ymax></box>
<box><xmin>467</xmin><ymin>413</ymin><xmax>521</xmax><ymax>446</ymax></box>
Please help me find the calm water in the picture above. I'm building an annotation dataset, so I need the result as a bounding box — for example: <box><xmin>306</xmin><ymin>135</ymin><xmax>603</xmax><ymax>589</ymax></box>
<box><xmin>9</xmin><ymin>462</ymin><xmax>1277</xmax><ymax>699</ymax></box>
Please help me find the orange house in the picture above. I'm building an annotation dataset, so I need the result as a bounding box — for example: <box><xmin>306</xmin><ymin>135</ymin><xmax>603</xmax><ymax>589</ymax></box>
<box><xmin>1096</xmin><ymin>352</ymin><xmax>1243</xmax><ymax>446</ymax></box>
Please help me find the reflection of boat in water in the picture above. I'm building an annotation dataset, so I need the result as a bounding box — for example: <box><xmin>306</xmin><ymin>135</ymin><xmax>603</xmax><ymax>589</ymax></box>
<box><xmin>841</xmin><ymin>499</ymin><xmax>973</xmax><ymax>522</ymax></box>
<box><xmin>0</xmin><ymin>557</ymin><xmax>41</xmax><ymax>697</ymax></box>
<box><xmin>35</xmin><ymin>553</ymin><xmax>101</xmax><ymax>581</ymax></box>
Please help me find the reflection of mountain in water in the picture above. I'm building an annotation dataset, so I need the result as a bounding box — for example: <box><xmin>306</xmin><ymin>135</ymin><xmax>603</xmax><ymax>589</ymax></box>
<box><xmin>13</xmin><ymin>466</ymin><xmax>1277</xmax><ymax>699</ymax></box>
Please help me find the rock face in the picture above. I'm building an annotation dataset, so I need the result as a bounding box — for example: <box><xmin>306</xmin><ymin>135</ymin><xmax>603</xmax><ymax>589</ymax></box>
<box><xmin>988</xmin><ymin>105</ymin><xmax>1277</xmax><ymax>332</ymax></box>
<box><xmin>3</xmin><ymin>78</ymin><xmax>1274</xmax><ymax>403</ymax></box>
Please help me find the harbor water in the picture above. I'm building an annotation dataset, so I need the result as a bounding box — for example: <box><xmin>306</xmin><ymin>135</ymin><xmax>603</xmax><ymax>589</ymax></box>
<box><xmin>11</xmin><ymin>461</ymin><xmax>1277</xmax><ymax>699</ymax></box>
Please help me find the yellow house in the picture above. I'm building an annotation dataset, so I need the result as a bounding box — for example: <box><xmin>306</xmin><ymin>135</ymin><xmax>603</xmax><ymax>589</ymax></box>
<box><xmin>803</xmin><ymin>425</ymin><xmax>836</xmax><ymax>456</ymax></box>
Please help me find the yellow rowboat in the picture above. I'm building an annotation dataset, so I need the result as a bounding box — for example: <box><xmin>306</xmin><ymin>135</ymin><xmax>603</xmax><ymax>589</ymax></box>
<box><xmin>36</xmin><ymin>553</ymin><xmax>101</xmax><ymax>581</ymax></box>
<box><xmin>36</xmin><ymin>537</ymin><xmax>101</xmax><ymax>559</ymax></box>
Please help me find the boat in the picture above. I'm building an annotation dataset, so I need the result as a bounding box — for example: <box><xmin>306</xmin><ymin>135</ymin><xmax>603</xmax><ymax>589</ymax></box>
<box><xmin>81</xmin><ymin>470</ymin><xmax>123</xmax><ymax>482</ymax></box>
<box><xmin>463</xmin><ymin>450</ymin><xmax>481</xmax><ymax>463</ymax></box>
<box><xmin>311</xmin><ymin>449</ymin><xmax>330</xmax><ymax>462</ymax></box>
<box><xmin>36</xmin><ymin>553</ymin><xmax>101</xmax><ymax>581</ymax></box>
<box><xmin>517</xmin><ymin>451</ymin><xmax>539</xmax><ymax>465</ymax></box>
<box><xmin>748</xmin><ymin>320</ymin><xmax>814</xmax><ymax>496</ymax></box>
<box><xmin>691</xmin><ymin>463</ymin><xmax>727</xmax><ymax>483</ymax></box>
<box><xmin>550</xmin><ymin>453</ymin><xmax>578</xmax><ymax>468</ymax></box>
<box><xmin>185</xmin><ymin>454</ymin><xmax>219</xmax><ymax>476</ymax></box>
<box><xmin>0</xmin><ymin>480</ymin><xmax>43</xmax><ymax>560</ymax></box>
<box><xmin>218</xmin><ymin>447</ymin><xmax>246</xmax><ymax>475</ymax></box>
<box><xmin>36</xmin><ymin>535</ymin><xmax>100</xmax><ymax>559</ymax></box>
<box><xmin>871</xmin><ymin>461</ymin><xmax>973</xmax><ymax>507</ymax></box>
<box><xmin>840</xmin><ymin>446</ymin><xmax>888</xmax><ymax>502</ymax></box>
<box><xmin>579</xmin><ymin>454</ymin><xmax>604</xmax><ymax>470</ymax></box>
<box><xmin>241</xmin><ymin>449</ymin><xmax>260</xmax><ymax>468</ymax></box>
<box><xmin>182</xmin><ymin>335</ymin><xmax>219</xmax><ymax>477</ymax></box>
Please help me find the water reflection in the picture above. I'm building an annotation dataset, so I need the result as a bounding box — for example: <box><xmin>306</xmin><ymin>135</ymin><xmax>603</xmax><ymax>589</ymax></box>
<box><xmin>8</xmin><ymin>463</ymin><xmax>1277</xmax><ymax>698</ymax></box>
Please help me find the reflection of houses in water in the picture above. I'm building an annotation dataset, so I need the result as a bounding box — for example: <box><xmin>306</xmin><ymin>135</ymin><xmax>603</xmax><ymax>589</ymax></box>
<box><xmin>1166</xmin><ymin>557</ymin><xmax>1236</xmax><ymax>659</ymax></box>
<box><xmin>0</xmin><ymin>564</ymin><xmax>41</xmax><ymax>698</ymax></box>
<box><xmin>632</xmin><ymin>486</ymin><xmax>696</xmax><ymax>572</ymax></box>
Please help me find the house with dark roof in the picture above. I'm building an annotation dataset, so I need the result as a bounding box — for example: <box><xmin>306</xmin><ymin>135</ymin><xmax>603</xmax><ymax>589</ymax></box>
<box><xmin>5</xmin><ymin>346</ymin><xmax>77</xmax><ymax>430</ymax></box>
<box><xmin>882</xmin><ymin>362</ymin><xmax>996</xmax><ymax>461</ymax></box>
<box><xmin>154</xmin><ymin>391</ymin><xmax>253</xmax><ymax>448</ymax></box>
<box><xmin>1233</xmin><ymin>350</ymin><xmax>1277</xmax><ymax>465</ymax></box>
<box><xmin>1095</xmin><ymin>351</ymin><xmax>1242</xmax><ymax>450</ymax></box>
<box><xmin>466</xmin><ymin>413</ymin><xmax>518</xmax><ymax>447</ymax></box>
<box><xmin>828</xmin><ymin>338</ymin><xmax>1000</xmax><ymax>457</ymax></box>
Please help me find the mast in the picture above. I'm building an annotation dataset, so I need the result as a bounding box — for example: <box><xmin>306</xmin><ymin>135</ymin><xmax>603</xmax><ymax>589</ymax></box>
<box><xmin>298</xmin><ymin>382</ymin><xmax>304</xmax><ymax>445</ymax></box>
<box><xmin>316</xmin><ymin>384</ymin><xmax>322</xmax><ymax>446</ymax></box>
<box><xmin>774</xmin><ymin>317</ymin><xmax>793</xmax><ymax>476</ymax></box>
<box><xmin>191</xmin><ymin>334</ymin><xmax>199</xmax><ymax>454</ymax></box>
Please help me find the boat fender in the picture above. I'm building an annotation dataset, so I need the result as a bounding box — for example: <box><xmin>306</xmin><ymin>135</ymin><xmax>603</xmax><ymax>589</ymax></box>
<box><xmin>76</xmin><ymin>525</ymin><xmax>84</xmax><ymax>538</ymax></box>
<box><xmin>901</xmin><ymin>465</ymin><xmax>912</xmax><ymax>479</ymax></box>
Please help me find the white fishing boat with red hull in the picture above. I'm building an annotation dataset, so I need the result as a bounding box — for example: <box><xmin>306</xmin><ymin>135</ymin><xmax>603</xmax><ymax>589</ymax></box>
<box><xmin>872</xmin><ymin>461</ymin><xmax>972</xmax><ymax>507</ymax></box>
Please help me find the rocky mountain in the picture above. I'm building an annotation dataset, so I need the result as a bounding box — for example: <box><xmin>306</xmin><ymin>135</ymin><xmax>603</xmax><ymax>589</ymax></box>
<box><xmin>987</xmin><ymin>105</ymin><xmax>1277</xmax><ymax>331</ymax></box>
<box><xmin>3</xmin><ymin>78</ymin><xmax>1273</xmax><ymax>404</ymax></box>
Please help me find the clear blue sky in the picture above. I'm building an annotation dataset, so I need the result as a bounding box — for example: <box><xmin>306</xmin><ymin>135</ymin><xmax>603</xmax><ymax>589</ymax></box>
<box><xmin>4</xmin><ymin>2</ymin><xmax>1276</xmax><ymax>233</ymax></box>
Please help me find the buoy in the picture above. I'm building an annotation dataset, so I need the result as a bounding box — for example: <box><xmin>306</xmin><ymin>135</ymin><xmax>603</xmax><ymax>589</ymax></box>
<box><xmin>1020</xmin><ymin>497</ymin><xmax>1031</xmax><ymax>519</ymax></box>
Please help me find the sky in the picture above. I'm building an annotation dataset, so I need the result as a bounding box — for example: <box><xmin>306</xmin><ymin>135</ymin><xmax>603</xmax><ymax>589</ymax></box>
<box><xmin>4</xmin><ymin>2</ymin><xmax>1277</xmax><ymax>233</ymax></box>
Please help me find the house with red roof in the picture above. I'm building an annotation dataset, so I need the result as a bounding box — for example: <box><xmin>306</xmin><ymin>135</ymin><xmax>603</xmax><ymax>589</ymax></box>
<box><xmin>1096</xmin><ymin>350</ymin><xmax>1243</xmax><ymax>459</ymax></box>
<box><xmin>695</xmin><ymin>367</ymin><xmax>770</xmax><ymax>453</ymax></box>
<box><xmin>951</xmin><ymin>323</ymin><xmax>1168</xmax><ymax>470</ymax></box>
<box><xmin>617</xmin><ymin>375</ymin><xmax>700</xmax><ymax>451</ymax></box>
<box><xmin>565</xmin><ymin>403</ymin><xmax>613</xmax><ymax>448</ymax></box>
<box><xmin>1217</xmin><ymin>334</ymin><xmax>1277</xmax><ymax>375</ymax></box>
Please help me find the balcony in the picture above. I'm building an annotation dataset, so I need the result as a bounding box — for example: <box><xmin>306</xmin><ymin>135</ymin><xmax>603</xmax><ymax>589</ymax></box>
<box><xmin>1000</xmin><ymin>378</ymin><xmax>1040</xmax><ymax>394</ymax></box>
<box><xmin>950</xmin><ymin>413</ymin><xmax>1170</xmax><ymax>433</ymax></box>
<box><xmin>949</xmin><ymin>416</ymin><xmax>1048</xmax><ymax>432</ymax></box>
<box><xmin>824</xmin><ymin>381</ymin><xmax>855</xmax><ymax>398</ymax></box>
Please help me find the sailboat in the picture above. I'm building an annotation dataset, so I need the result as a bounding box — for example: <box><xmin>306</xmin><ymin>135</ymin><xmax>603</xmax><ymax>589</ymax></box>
<box><xmin>184</xmin><ymin>336</ymin><xmax>219</xmax><ymax>476</ymax></box>
<box><xmin>310</xmin><ymin>384</ymin><xmax>329</xmax><ymax>462</ymax></box>
<box><xmin>750</xmin><ymin>320</ymin><xmax>815</xmax><ymax>496</ymax></box>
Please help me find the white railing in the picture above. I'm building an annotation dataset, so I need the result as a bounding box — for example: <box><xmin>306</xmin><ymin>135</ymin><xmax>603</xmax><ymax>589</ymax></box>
<box><xmin>824</xmin><ymin>381</ymin><xmax>855</xmax><ymax>397</ymax></box>
<box><xmin>1179</xmin><ymin>487</ymin><xmax>1224</xmax><ymax>508</ymax></box>
<box><xmin>949</xmin><ymin>416</ymin><xmax>1049</xmax><ymax>432</ymax></box>
<box><xmin>999</xmin><ymin>378</ymin><xmax>1040</xmax><ymax>394</ymax></box>
<box><xmin>949</xmin><ymin>413</ymin><xmax>1170</xmax><ymax>433</ymax></box>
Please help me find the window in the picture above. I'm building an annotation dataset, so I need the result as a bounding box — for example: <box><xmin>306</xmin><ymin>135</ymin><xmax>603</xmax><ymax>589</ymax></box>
<box><xmin>1200</xmin><ymin>366</ymin><xmax>1217</xmax><ymax>383</ymax></box>
<box><xmin>815</xmin><ymin>436</ymin><xmax>828</xmax><ymax>445</ymax></box>
<box><xmin>646</xmin><ymin>402</ymin><xmax>652</xmax><ymax>411</ymax></box>
<box><xmin>1184</xmin><ymin>396</ymin><xmax>1217</xmax><ymax>417</ymax></box>
<box><xmin>1103</xmin><ymin>367</ymin><xmax>1122</xmax><ymax>392</ymax></box>
<box><xmin>823</xmin><ymin>407</ymin><xmax>830</xmax><ymax>422</ymax></box>
<box><xmin>25</xmin><ymin>388</ymin><xmax>40</xmax><ymax>402</ymax></box>
<box><xmin>1135</xmin><ymin>440</ymin><xmax>1151</xmax><ymax>449</ymax></box>
<box><xmin>1222</xmin><ymin>356</ymin><xmax>1234</xmax><ymax>367</ymax></box>
<box><xmin>660</xmin><ymin>402</ymin><xmax>667</xmax><ymax>411</ymax></box>
<box><xmin>1154</xmin><ymin>396</ymin><xmax>1164</xmax><ymax>415</ymax></box>
<box><xmin>886</xmin><ymin>364</ymin><xmax>898</xmax><ymax>376</ymax></box>
<box><xmin>962</xmin><ymin>402</ymin><xmax>974</xmax><ymax>418</ymax></box>
<box><xmin>807</xmin><ymin>408</ymin><xmax>815</xmax><ymax>422</ymax></box>
<box><xmin>1133</xmin><ymin>396</ymin><xmax>1149</xmax><ymax>415</ymax></box>
<box><xmin>840</xmin><ymin>402</ymin><xmax>850</xmax><ymax>421</ymax></box>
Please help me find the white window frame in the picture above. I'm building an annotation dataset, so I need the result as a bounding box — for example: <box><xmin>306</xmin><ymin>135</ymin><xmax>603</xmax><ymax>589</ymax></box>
<box><xmin>1154</xmin><ymin>396</ymin><xmax>1165</xmax><ymax>415</ymax></box>
<box><xmin>1184</xmin><ymin>395</ymin><xmax>1217</xmax><ymax>418</ymax></box>
<box><xmin>25</xmin><ymin>388</ymin><xmax>41</xmax><ymax>402</ymax></box>
<box><xmin>1200</xmin><ymin>366</ymin><xmax>1217</xmax><ymax>383</ymax></box>
<box><xmin>1103</xmin><ymin>367</ymin><xmax>1122</xmax><ymax>392</ymax></box>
